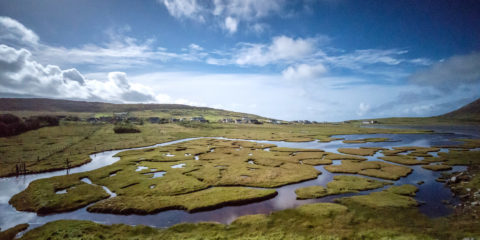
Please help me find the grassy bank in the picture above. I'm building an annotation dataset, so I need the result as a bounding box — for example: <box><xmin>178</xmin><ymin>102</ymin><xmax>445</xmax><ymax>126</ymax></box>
<box><xmin>0</xmin><ymin>121</ymin><xmax>430</xmax><ymax>177</ymax></box>
<box><xmin>18</xmin><ymin>185</ymin><xmax>480</xmax><ymax>239</ymax></box>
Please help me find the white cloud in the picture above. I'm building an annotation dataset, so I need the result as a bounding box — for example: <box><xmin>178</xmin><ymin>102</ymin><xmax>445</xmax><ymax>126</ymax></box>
<box><xmin>0</xmin><ymin>44</ymin><xmax>156</xmax><ymax>103</ymax></box>
<box><xmin>0</xmin><ymin>16</ymin><xmax>39</xmax><ymax>46</ymax></box>
<box><xmin>357</xmin><ymin>102</ymin><xmax>370</xmax><ymax>116</ymax></box>
<box><xmin>231</xmin><ymin>35</ymin><xmax>319</xmax><ymax>66</ymax></box>
<box><xmin>162</xmin><ymin>0</ymin><xmax>205</xmax><ymax>22</ymax></box>
<box><xmin>188</xmin><ymin>43</ymin><xmax>203</xmax><ymax>51</ymax></box>
<box><xmin>224</xmin><ymin>16</ymin><xmax>238</xmax><ymax>33</ymax></box>
<box><xmin>324</xmin><ymin>49</ymin><xmax>409</xmax><ymax>70</ymax></box>
<box><xmin>0</xmin><ymin>17</ymin><xmax>210</xmax><ymax>70</ymax></box>
<box><xmin>282</xmin><ymin>63</ymin><xmax>327</xmax><ymax>80</ymax></box>
<box><xmin>160</xmin><ymin>0</ymin><xmax>285</xmax><ymax>34</ymax></box>
<box><xmin>409</xmin><ymin>52</ymin><xmax>480</xmax><ymax>91</ymax></box>
<box><xmin>213</xmin><ymin>0</ymin><xmax>284</xmax><ymax>20</ymax></box>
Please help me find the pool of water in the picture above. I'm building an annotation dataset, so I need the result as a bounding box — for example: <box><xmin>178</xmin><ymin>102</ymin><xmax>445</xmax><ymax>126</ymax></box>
<box><xmin>0</xmin><ymin>129</ymin><xmax>478</xmax><ymax>232</ymax></box>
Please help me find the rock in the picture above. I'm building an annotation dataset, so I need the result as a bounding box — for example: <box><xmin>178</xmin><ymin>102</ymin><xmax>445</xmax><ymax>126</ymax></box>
<box><xmin>472</xmin><ymin>201</ymin><xmax>479</xmax><ymax>206</ymax></box>
<box><xmin>417</xmin><ymin>180</ymin><xmax>425</xmax><ymax>185</ymax></box>
<box><xmin>450</xmin><ymin>176</ymin><xmax>457</xmax><ymax>183</ymax></box>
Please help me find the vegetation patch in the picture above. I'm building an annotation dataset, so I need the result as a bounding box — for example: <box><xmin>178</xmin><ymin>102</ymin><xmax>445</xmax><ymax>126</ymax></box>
<box><xmin>439</xmin><ymin>150</ymin><xmax>480</xmax><ymax>165</ymax></box>
<box><xmin>0</xmin><ymin>223</ymin><xmax>29</xmax><ymax>240</ymax></box>
<box><xmin>324</xmin><ymin>161</ymin><xmax>412</xmax><ymax>180</ymax></box>
<box><xmin>295</xmin><ymin>175</ymin><xmax>391</xmax><ymax>199</ymax></box>
<box><xmin>9</xmin><ymin>175</ymin><xmax>110</xmax><ymax>214</ymax></box>
<box><xmin>337</xmin><ymin>147</ymin><xmax>384</xmax><ymax>156</ymax></box>
<box><xmin>337</xmin><ymin>185</ymin><xmax>418</xmax><ymax>208</ymax></box>
<box><xmin>113</xmin><ymin>122</ymin><xmax>141</xmax><ymax>133</ymax></box>
<box><xmin>9</xmin><ymin>139</ymin><xmax>323</xmax><ymax>214</ymax></box>
<box><xmin>343</xmin><ymin>138</ymin><xmax>391</xmax><ymax>144</ymax></box>
<box><xmin>0</xmin><ymin>118</ymin><xmax>429</xmax><ymax>177</ymax></box>
<box><xmin>87</xmin><ymin>187</ymin><xmax>277</xmax><ymax>214</ymax></box>
<box><xmin>422</xmin><ymin>164</ymin><xmax>453</xmax><ymax>171</ymax></box>
<box><xmin>380</xmin><ymin>155</ymin><xmax>424</xmax><ymax>165</ymax></box>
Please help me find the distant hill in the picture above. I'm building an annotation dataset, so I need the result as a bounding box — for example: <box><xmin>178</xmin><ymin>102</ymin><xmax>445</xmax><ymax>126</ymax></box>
<box><xmin>0</xmin><ymin>98</ymin><xmax>204</xmax><ymax>112</ymax></box>
<box><xmin>441</xmin><ymin>98</ymin><xmax>480</xmax><ymax>121</ymax></box>
<box><xmin>0</xmin><ymin>98</ymin><xmax>269</xmax><ymax>121</ymax></box>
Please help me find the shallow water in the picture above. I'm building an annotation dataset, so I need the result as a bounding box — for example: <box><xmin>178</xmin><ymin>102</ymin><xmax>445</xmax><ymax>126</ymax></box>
<box><xmin>0</xmin><ymin>129</ymin><xmax>478</xmax><ymax>232</ymax></box>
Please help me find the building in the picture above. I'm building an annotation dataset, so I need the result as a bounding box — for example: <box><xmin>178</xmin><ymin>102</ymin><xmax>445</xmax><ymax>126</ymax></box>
<box><xmin>191</xmin><ymin>116</ymin><xmax>208</xmax><ymax>123</ymax></box>
<box><xmin>148</xmin><ymin>117</ymin><xmax>161</xmax><ymax>123</ymax></box>
<box><xmin>221</xmin><ymin>118</ymin><xmax>235</xmax><ymax>123</ymax></box>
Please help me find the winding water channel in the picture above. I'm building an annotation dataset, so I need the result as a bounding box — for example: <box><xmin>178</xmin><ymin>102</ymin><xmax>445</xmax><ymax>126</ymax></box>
<box><xmin>1</xmin><ymin>126</ymin><xmax>478</xmax><ymax>234</ymax></box>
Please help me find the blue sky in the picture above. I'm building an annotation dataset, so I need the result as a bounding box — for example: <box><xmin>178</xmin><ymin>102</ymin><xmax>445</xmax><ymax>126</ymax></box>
<box><xmin>0</xmin><ymin>0</ymin><xmax>479</xmax><ymax>121</ymax></box>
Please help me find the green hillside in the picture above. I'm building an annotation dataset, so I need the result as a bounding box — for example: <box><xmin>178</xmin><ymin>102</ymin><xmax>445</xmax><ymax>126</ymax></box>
<box><xmin>0</xmin><ymin>98</ymin><xmax>270</xmax><ymax>122</ymax></box>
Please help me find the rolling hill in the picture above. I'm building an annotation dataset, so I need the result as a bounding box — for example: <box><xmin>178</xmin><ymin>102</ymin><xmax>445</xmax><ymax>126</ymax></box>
<box><xmin>0</xmin><ymin>98</ymin><xmax>269</xmax><ymax>121</ymax></box>
<box><xmin>441</xmin><ymin>98</ymin><xmax>480</xmax><ymax>121</ymax></box>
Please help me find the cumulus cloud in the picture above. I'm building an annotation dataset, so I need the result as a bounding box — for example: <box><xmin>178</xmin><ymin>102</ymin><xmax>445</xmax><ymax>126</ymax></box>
<box><xmin>409</xmin><ymin>52</ymin><xmax>480</xmax><ymax>91</ymax></box>
<box><xmin>218</xmin><ymin>35</ymin><xmax>319</xmax><ymax>66</ymax></box>
<box><xmin>356</xmin><ymin>102</ymin><xmax>370</xmax><ymax>116</ymax></box>
<box><xmin>213</xmin><ymin>0</ymin><xmax>284</xmax><ymax>20</ymax></box>
<box><xmin>282</xmin><ymin>63</ymin><xmax>327</xmax><ymax>80</ymax></box>
<box><xmin>224</xmin><ymin>16</ymin><xmax>238</xmax><ymax>33</ymax></box>
<box><xmin>162</xmin><ymin>0</ymin><xmax>205</xmax><ymax>22</ymax></box>
<box><xmin>160</xmin><ymin>0</ymin><xmax>285</xmax><ymax>34</ymax></box>
<box><xmin>0</xmin><ymin>16</ymin><xmax>39</xmax><ymax>46</ymax></box>
<box><xmin>0</xmin><ymin>16</ymin><xmax>210</xmax><ymax>70</ymax></box>
<box><xmin>0</xmin><ymin>44</ymin><xmax>155</xmax><ymax>103</ymax></box>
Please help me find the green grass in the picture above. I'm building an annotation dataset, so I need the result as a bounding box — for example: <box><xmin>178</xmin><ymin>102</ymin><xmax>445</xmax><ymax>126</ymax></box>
<box><xmin>337</xmin><ymin>185</ymin><xmax>418</xmax><ymax>208</ymax></box>
<box><xmin>421</xmin><ymin>164</ymin><xmax>453</xmax><ymax>171</ymax></box>
<box><xmin>343</xmin><ymin>138</ymin><xmax>392</xmax><ymax>144</ymax></box>
<box><xmin>380</xmin><ymin>155</ymin><xmax>425</xmax><ymax>165</ymax></box>
<box><xmin>19</xmin><ymin>195</ymin><xmax>480</xmax><ymax>239</ymax></box>
<box><xmin>324</xmin><ymin>161</ymin><xmax>412</xmax><ymax>180</ymax></box>
<box><xmin>295</xmin><ymin>175</ymin><xmax>391</xmax><ymax>199</ymax></box>
<box><xmin>9</xmin><ymin>139</ymin><xmax>321</xmax><ymax>214</ymax></box>
<box><xmin>337</xmin><ymin>147</ymin><xmax>384</xmax><ymax>156</ymax></box>
<box><xmin>0</xmin><ymin>120</ymin><xmax>428</xmax><ymax>177</ymax></box>
<box><xmin>87</xmin><ymin>187</ymin><xmax>277</xmax><ymax>214</ymax></box>
<box><xmin>0</xmin><ymin>223</ymin><xmax>29</xmax><ymax>240</ymax></box>
<box><xmin>9</xmin><ymin>174</ymin><xmax>110</xmax><ymax>214</ymax></box>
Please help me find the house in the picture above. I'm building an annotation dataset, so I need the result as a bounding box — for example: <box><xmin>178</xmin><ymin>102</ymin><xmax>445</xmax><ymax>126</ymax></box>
<box><xmin>148</xmin><ymin>117</ymin><xmax>161</xmax><ymax>123</ymax></box>
<box><xmin>267</xmin><ymin>119</ymin><xmax>281</xmax><ymax>124</ymax></box>
<box><xmin>362</xmin><ymin>120</ymin><xmax>378</xmax><ymax>124</ymax></box>
<box><xmin>221</xmin><ymin>118</ymin><xmax>235</xmax><ymax>123</ymax></box>
<box><xmin>251</xmin><ymin>119</ymin><xmax>262</xmax><ymax>124</ymax></box>
<box><xmin>98</xmin><ymin>116</ymin><xmax>113</xmax><ymax>123</ymax></box>
<box><xmin>86</xmin><ymin>117</ymin><xmax>98</xmax><ymax>123</ymax></box>
<box><xmin>113</xmin><ymin>112</ymin><xmax>128</xmax><ymax>121</ymax></box>
<box><xmin>241</xmin><ymin>117</ymin><xmax>251</xmax><ymax>124</ymax></box>
<box><xmin>191</xmin><ymin>116</ymin><xmax>208</xmax><ymax>123</ymax></box>
<box><xmin>171</xmin><ymin>118</ymin><xmax>180</xmax><ymax>122</ymax></box>
<box><xmin>235</xmin><ymin>119</ymin><xmax>242</xmax><ymax>124</ymax></box>
<box><xmin>127</xmin><ymin>117</ymin><xmax>139</xmax><ymax>122</ymax></box>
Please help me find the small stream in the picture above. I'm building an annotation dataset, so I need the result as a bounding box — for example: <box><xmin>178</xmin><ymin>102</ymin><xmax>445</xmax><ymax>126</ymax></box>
<box><xmin>0</xmin><ymin>128</ymin><xmax>477</xmax><ymax>233</ymax></box>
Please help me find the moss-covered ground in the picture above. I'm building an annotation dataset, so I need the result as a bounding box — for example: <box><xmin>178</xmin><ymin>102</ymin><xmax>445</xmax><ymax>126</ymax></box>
<box><xmin>295</xmin><ymin>175</ymin><xmax>391</xmax><ymax>199</ymax></box>
<box><xmin>0</xmin><ymin>121</ymin><xmax>429</xmax><ymax>177</ymax></box>
<box><xmin>343</xmin><ymin>137</ymin><xmax>392</xmax><ymax>144</ymax></box>
<box><xmin>337</xmin><ymin>147</ymin><xmax>384</xmax><ymax>156</ymax></box>
<box><xmin>10</xmin><ymin>139</ymin><xmax>324</xmax><ymax>214</ymax></box>
<box><xmin>324</xmin><ymin>160</ymin><xmax>413</xmax><ymax>180</ymax></box>
<box><xmin>18</xmin><ymin>185</ymin><xmax>480</xmax><ymax>239</ymax></box>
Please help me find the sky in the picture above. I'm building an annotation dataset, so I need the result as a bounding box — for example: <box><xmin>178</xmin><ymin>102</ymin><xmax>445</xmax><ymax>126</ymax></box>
<box><xmin>0</xmin><ymin>0</ymin><xmax>479</xmax><ymax>121</ymax></box>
